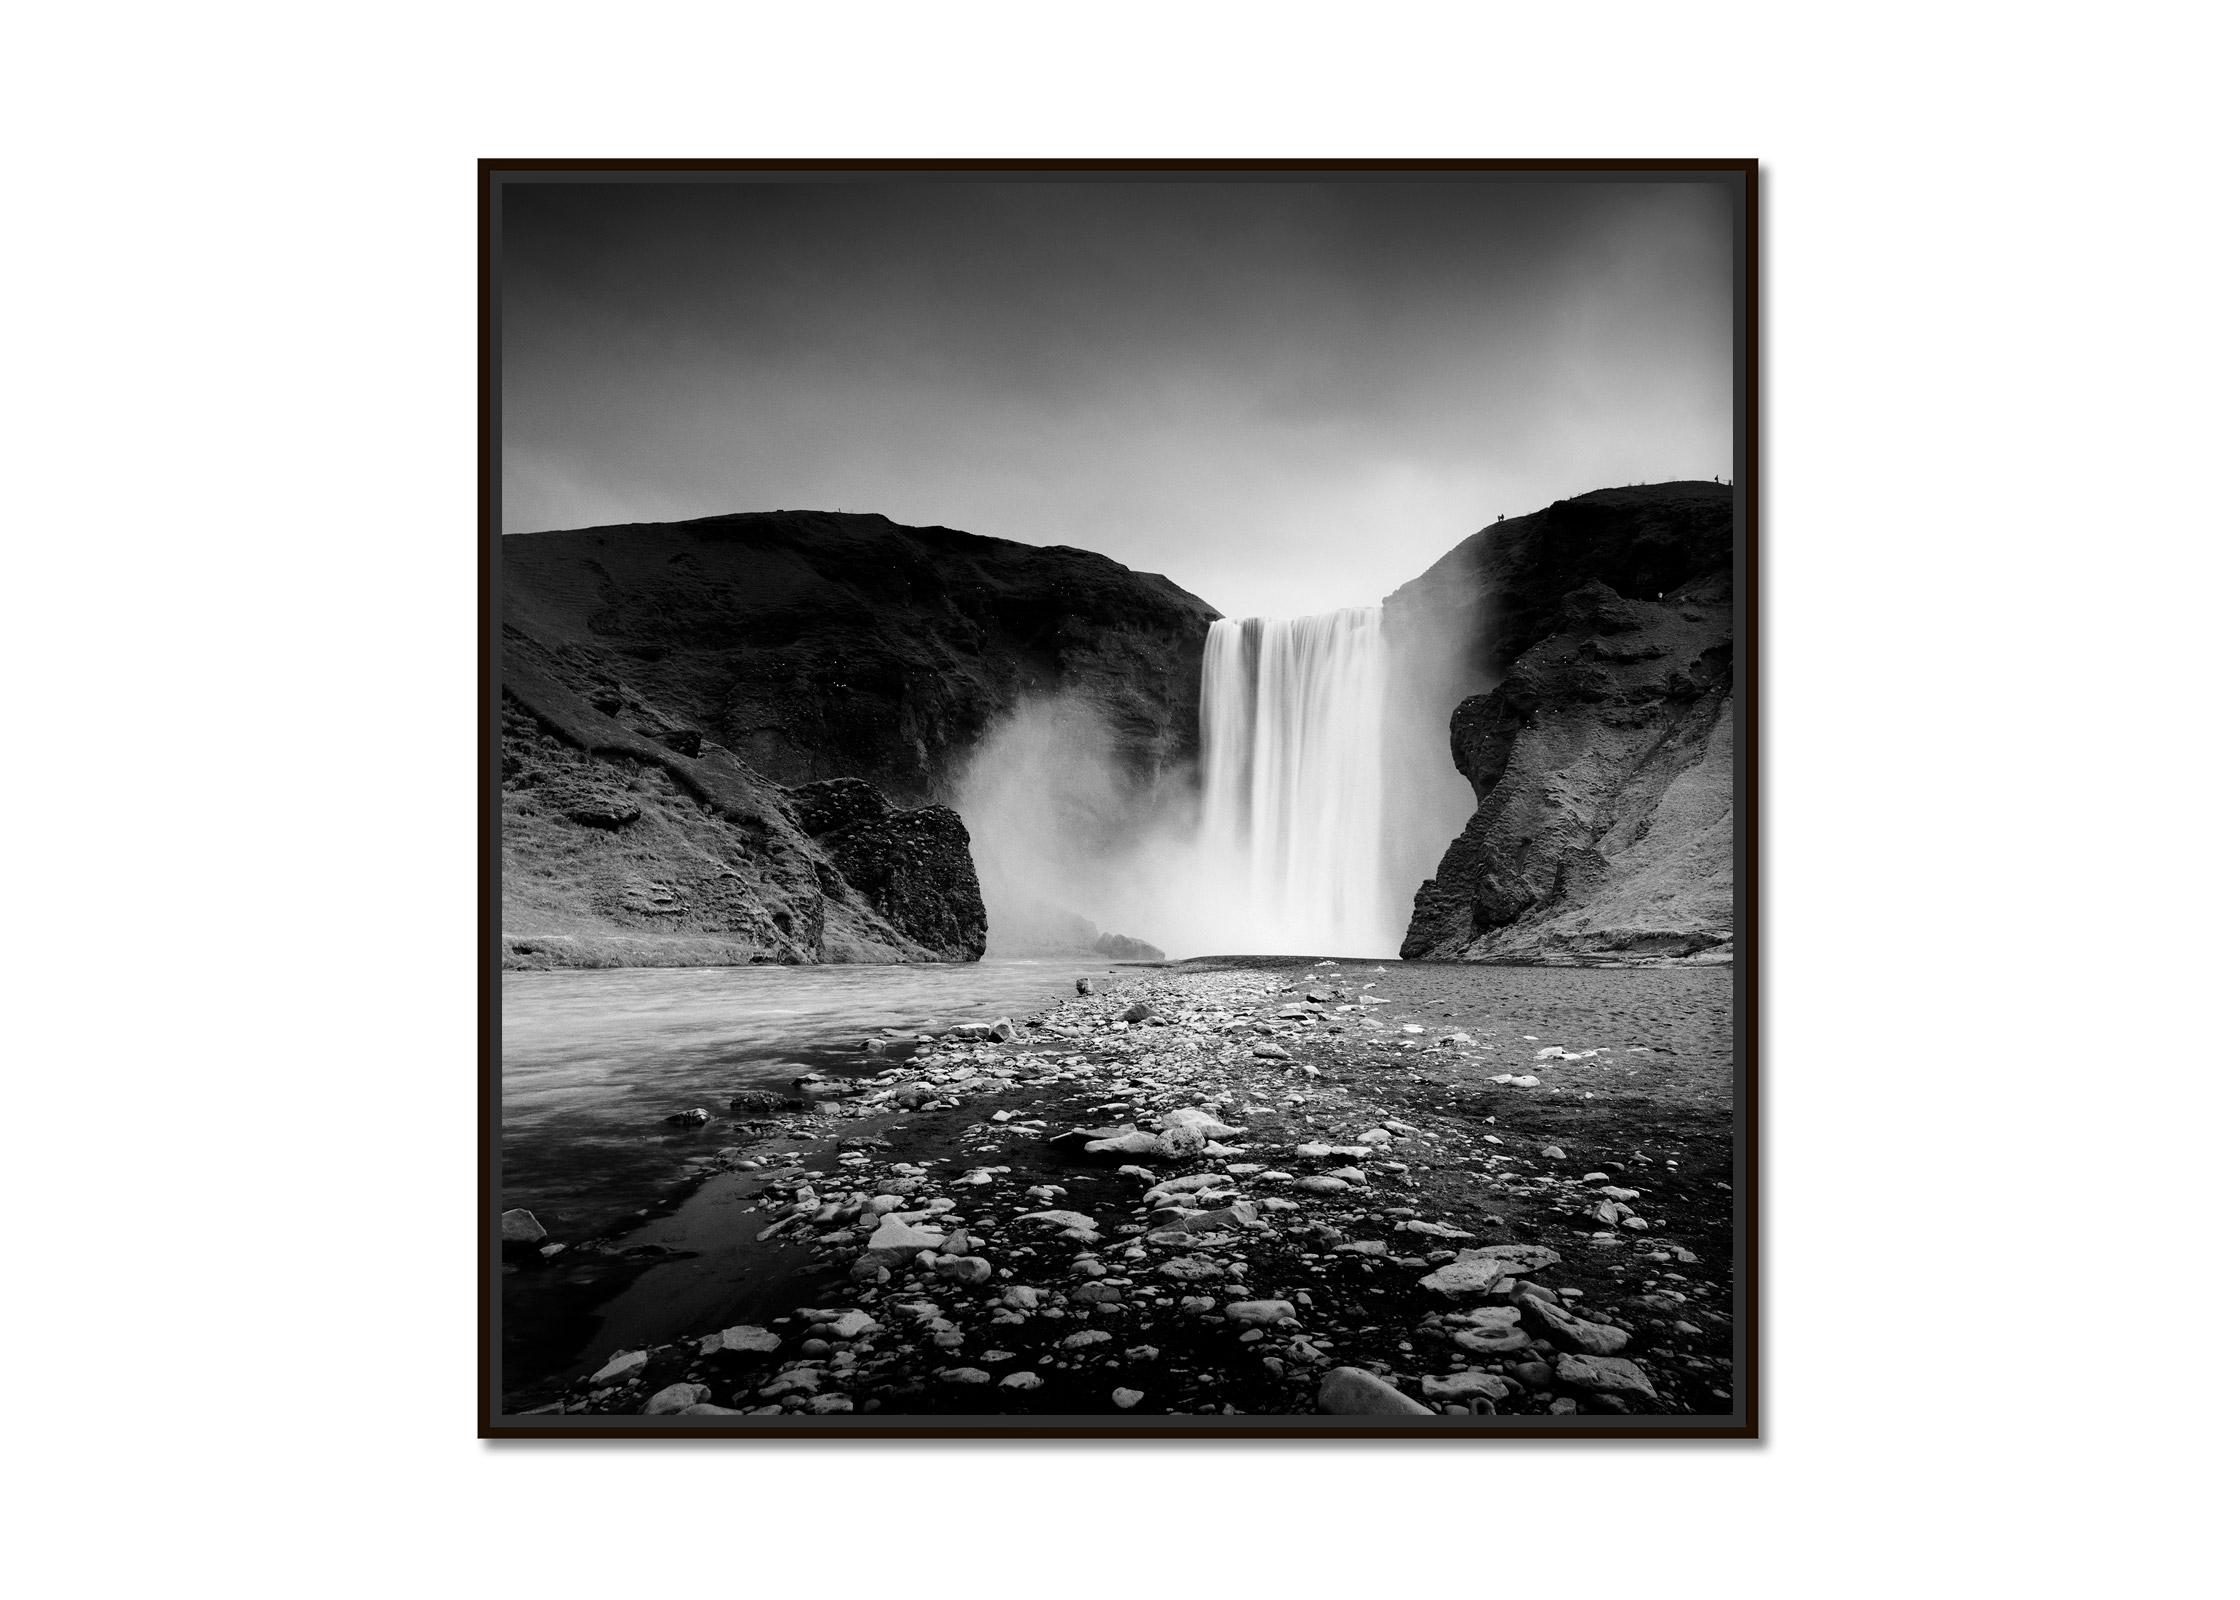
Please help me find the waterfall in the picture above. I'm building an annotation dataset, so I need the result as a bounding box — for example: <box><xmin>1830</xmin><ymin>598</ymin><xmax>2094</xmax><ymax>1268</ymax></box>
<box><xmin>1196</xmin><ymin>607</ymin><xmax>1396</xmax><ymax>956</ymax></box>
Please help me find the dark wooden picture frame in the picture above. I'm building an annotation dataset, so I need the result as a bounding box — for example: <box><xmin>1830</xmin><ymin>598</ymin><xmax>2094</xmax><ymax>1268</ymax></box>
<box><xmin>480</xmin><ymin>158</ymin><xmax>1758</xmax><ymax>1439</ymax></box>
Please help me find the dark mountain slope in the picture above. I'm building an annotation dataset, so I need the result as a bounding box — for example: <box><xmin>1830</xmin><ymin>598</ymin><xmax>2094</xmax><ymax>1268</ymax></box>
<box><xmin>499</xmin><ymin>511</ymin><xmax>1215</xmax><ymax>967</ymax></box>
<box><xmin>504</xmin><ymin>511</ymin><xmax>1217</xmax><ymax>806</ymax></box>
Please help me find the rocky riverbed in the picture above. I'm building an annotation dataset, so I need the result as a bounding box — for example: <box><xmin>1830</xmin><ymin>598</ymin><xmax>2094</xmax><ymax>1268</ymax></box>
<box><xmin>501</xmin><ymin>957</ymin><xmax>1736</xmax><ymax>1420</ymax></box>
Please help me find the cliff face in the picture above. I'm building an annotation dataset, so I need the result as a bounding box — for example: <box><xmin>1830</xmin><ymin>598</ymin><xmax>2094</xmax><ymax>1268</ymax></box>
<box><xmin>500</xmin><ymin>511</ymin><xmax>1213</xmax><ymax>967</ymax></box>
<box><xmin>1397</xmin><ymin>483</ymin><xmax>1736</xmax><ymax>963</ymax></box>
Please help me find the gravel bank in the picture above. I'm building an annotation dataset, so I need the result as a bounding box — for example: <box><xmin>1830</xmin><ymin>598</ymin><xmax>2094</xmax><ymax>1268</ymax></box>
<box><xmin>501</xmin><ymin>958</ymin><xmax>1737</xmax><ymax>1420</ymax></box>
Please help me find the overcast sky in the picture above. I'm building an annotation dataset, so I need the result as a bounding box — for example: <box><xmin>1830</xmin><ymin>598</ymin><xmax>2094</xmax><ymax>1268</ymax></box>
<box><xmin>501</xmin><ymin>177</ymin><xmax>1733</xmax><ymax>619</ymax></box>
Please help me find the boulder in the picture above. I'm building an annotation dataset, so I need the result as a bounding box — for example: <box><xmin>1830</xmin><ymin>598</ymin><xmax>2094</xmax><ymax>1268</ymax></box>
<box><xmin>499</xmin><ymin>1208</ymin><xmax>547</xmax><ymax>1244</ymax></box>
<box><xmin>1517</xmin><ymin>1293</ymin><xmax>1630</xmax><ymax>1355</ymax></box>
<box><xmin>1318</xmin><ymin>1367</ymin><xmax>1434</xmax><ymax>1416</ymax></box>
<box><xmin>1143</xmin><ymin>1173</ymin><xmax>1232</xmax><ymax>1204</ymax></box>
<box><xmin>792</xmin><ymin>1073</ymin><xmax>862</xmax><ymax>1098</ymax></box>
<box><xmin>1017</xmin><ymin>1209</ymin><xmax>1101</xmax><ymax>1238</ymax></box>
<box><xmin>1417</xmin><ymin>1244</ymin><xmax>1562</xmax><ymax>1298</ymax></box>
<box><xmin>1555</xmin><ymin>1353</ymin><xmax>1659</xmax><ymax>1402</ymax></box>
<box><xmin>863</xmin><ymin>1216</ymin><xmax>950</xmax><ymax>1258</ymax></box>
<box><xmin>1423</xmin><ymin>1371</ymin><xmax>1512</xmax><ymax>1405</ymax></box>
<box><xmin>1161</xmin><ymin>1107</ymin><xmax>1246</xmax><ymax>1140</ymax></box>
<box><xmin>1157</xmin><ymin>1202</ymin><xmax>1259</xmax><ymax>1235</ymax></box>
<box><xmin>1156</xmin><ymin>1254</ymin><xmax>1225</xmax><ymax>1281</ymax></box>
<box><xmin>789</xmin><ymin>778</ymin><xmax>989</xmax><ymax>960</ymax></box>
<box><xmin>589</xmin><ymin>1350</ymin><xmax>648</xmax><ymax>1385</ymax></box>
<box><xmin>641</xmin><ymin>1382</ymin><xmax>712</xmax><ymax>1415</ymax></box>
<box><xmin>1079</xmin><ymin>1128</ymin><xmax>1165</xmax><ymax>1158</ymax></box>
<box><xmin>1454</xmin><ymin>1325</ymin><xmax>1532</xmax><ymax>1357</ymax></box>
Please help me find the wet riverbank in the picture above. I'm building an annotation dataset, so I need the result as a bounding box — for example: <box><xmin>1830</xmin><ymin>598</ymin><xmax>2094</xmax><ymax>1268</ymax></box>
<box><xmin>498</xmin><ymin>957</ymin><xmax>1737</xmax><ymax>1420</ymax></box>
<box><xmin>501</xmin><ymin>959</ymin><xmax>1105</xmax><ymax>1236</ymax></box>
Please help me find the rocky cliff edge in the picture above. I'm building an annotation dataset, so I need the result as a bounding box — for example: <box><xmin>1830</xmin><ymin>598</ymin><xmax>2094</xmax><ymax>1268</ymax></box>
<box><xmin>1397</xmin><ymin>484</ymin><xmax>1737</xmax><ymax>964</ymax></box>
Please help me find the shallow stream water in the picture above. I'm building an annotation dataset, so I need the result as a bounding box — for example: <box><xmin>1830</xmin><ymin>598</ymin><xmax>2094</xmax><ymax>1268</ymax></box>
<box><xmin>499</xmin><ymin>959</ymin><xmax>1100</xmax><ymax>1237</ymax></box>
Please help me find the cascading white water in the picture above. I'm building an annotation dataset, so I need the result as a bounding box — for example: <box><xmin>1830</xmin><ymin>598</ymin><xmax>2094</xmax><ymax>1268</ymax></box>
<box><xmin>1196</xmin><ymin>607</ymin><xmax>1396</xmax><ymax>956</ymax></box>
<box><xmin>955</xmin><ymin>596</ymin><xmax>1477</xmax><ymax>962</ymax></box>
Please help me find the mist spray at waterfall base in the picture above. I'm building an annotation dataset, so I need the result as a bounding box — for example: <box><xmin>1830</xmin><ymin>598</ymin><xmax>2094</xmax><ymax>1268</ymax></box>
<box><xmin>955</xmin><ymin>598</ymin><xmax>1479</xmax><ymax>961</ymax></box>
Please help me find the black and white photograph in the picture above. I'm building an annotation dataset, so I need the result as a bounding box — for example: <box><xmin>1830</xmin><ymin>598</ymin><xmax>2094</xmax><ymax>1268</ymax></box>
<box><xmin>485</xmin><ymin>164</ymin><xmax>1755</xmax><ymax>1434</ymax></box>
<box><xmin>16</xmin><ymin>0</ymin><xmax>2238</xmax><ymax>1589</ymax></box>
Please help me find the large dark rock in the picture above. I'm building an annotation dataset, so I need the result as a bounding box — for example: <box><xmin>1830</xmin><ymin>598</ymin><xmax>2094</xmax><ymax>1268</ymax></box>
<box><xmin>501</xmin><ymin>658</ymin><xmax>966</xmax><ymax>967</ymax></box>
<box><xmin>1398</xmin><ymin>483</ymin><xmax>1736</xmax><ymax>963</ymax></box>
<box><xmin>788</xmin><ymin>779</ymin><xmax>986</xmax><ymax>961</ymax></box>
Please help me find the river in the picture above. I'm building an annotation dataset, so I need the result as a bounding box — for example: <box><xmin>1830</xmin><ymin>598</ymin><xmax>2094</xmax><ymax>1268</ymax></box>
<box><xmin>499</xmin><ymin>959</ymin><xmax>1099</xmax><ymax>1238</ymax></box>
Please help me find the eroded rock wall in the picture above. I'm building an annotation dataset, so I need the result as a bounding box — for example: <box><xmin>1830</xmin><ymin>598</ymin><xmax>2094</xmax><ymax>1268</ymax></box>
<box><xmin>1398</xmin><ymin>484</ymin><xmax>1737</xmax><ymax>963</ymax></box>
<box><xmin>502</xmin><ymin>639</ymin><xmax>983</xmax><ymax>967</ymax></box>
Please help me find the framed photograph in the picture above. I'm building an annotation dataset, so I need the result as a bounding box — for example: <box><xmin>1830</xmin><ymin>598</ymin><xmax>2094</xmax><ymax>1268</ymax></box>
<box><xmin>481</xmin><ymin>159</ymin><xmax>1757</xmax><ymax>1437</ymax></box>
